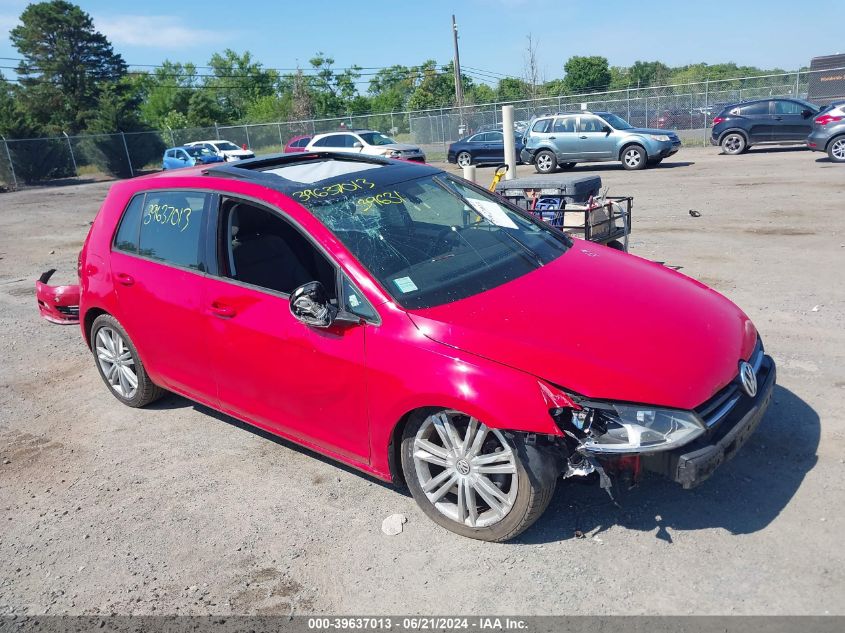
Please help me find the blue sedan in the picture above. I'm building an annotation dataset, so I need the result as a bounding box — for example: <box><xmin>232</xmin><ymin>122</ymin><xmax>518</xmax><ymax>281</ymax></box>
<box><xmin>162</xmin><ymin>144</ymin><xmax>225</xmax><ymax>170</ymax></box>
<box><xmin>447</xmin><ymin>131</ymin><xmax>525</xmax><ymax>168</ymax></box>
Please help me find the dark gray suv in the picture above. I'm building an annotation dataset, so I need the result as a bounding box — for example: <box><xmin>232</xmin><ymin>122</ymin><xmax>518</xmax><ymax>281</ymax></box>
<box><xmin>710</xmin><ymin>98</ymin><xmax>820</xmax><ymax>154</ymax></box>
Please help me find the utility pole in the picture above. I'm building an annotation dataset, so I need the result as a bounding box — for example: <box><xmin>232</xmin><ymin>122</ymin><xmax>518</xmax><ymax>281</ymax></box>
<box><xmin>452</xmin><ymin>14</ymin><xmax>465</xmax><ymax>134</ymax></box>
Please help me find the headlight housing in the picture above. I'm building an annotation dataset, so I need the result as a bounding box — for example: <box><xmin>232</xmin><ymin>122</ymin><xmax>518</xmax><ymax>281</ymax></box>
<box><xmin>383</xmin><ymin>149</ymin><xmax>402</xmax><ymax>158</ymax></box>
<box><xmin>566</xmin><ymin>401</ymin><xmax>705</xmax><ymax>453</ymax></box>
<box><xmin>648</xmin><ymin>134</ymin><xmax>671</xmax><ymax>142</ymax></box>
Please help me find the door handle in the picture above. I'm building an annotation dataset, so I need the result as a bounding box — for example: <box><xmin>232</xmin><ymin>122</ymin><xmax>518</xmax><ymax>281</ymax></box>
<box><xmin>210</xmin><ymin>302</ymin><xmax>236</xmax><ymax>318</ymax></box>
<box><xmin>115</xmin><ymin>273</ymin><xmax>134</xmax><ymax>286</ymax></box>
<box><xmin>548</xmin><ymin>136</ymin><xmax>556</xmax><ymax>140</ymax></box>
<box><xmin>579</xmin><ymin>135</ymin><xmax>588</xmax><ymax>139</ymax></box>
<box><xmin>774</xmin><ymin>116</ymin><xmax>783</xmax><ymax>121</ymax></box>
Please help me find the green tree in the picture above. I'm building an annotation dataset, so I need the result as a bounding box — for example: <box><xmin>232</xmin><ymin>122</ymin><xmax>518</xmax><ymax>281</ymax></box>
<box><xmin>628</xmin><ymin>61</ymin><xmax>672</xmax><ymax>88</ymax></box>
<box><xmin>307</xmin><ymin>53</ymin><xmax>363</xmax><ymax>117</ymax></box>
<box><xmin>496</xmin><ymin>78</ymin><xmax>528</xmax><ymax>102</ymax></box>
<box><xmin>407</xmin><ymin>61</ymin><xmax>469</xmax><ymax>111</ymax></box>
<box><xmin>10</xmin><ymin>0</ymin><xmax>126</xmax><ymax>133</ymax></box>
<box><xmin>562</xmin><ymin>56</ymin><xmax>611</xmax><ymax>93</ymax></box>
<box><xmin>84</xmin><ymin>80</ymin><xmax>164</xmax><ymax>177</ymax></box>
<box><xmin>469</xmin><ymin>83</ymin><xmax>495</xmax><ymax>105</ymax></box>
<box><xmin>205</xmin><ymin>50</ymin><xmax>278</xmax><ymax>121</ymax></box>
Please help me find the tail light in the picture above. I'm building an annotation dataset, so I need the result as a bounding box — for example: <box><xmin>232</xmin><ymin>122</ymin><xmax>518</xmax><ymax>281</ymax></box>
<box><xmin>713</xmin><ymin>116</ymin><xmax>725</xmax><ymax>125</ymax></box>
<box><xmin>814</xmin><ymin>114</ymin><xmax>843</xmax><ymax>126</ymax></box>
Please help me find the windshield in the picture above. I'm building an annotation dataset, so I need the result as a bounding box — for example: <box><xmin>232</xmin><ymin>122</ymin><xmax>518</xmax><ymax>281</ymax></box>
<box><xmin>216</xmin><ymin>141</ymin><xmax>241</xmax><ymax>151</ymax></box>
<box><xmin>297</xmin><ymin>173</ymin><xmax>570</xmax><ymax>309</ymax></box>
<box><xmin>600</xmin><ymin>113</ymin><xmax>633</xmax><ymax>130</ymax></box>
<box><xmin>358</xmin><ymin>132</ymin><xmax>397</xmax><ymax>146</ymax></box>
<box><xmin>185</xmin><ymin>146</ymin><xmax>214</xmax><ymax>157</ymax></box>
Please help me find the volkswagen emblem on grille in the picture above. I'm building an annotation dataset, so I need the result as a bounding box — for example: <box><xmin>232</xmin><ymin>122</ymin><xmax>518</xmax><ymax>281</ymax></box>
<box><xmin>739</xmin><ymin>361</ymin><xmax>757</xmax><ymax>397</ymax></box>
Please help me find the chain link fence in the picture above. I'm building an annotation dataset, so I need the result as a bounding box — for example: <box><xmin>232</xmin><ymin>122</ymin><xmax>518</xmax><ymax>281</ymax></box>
<box><xmin>0</xmin><ymin>67</ymin><xmax>836</xmax><ymax>190</ymax></box>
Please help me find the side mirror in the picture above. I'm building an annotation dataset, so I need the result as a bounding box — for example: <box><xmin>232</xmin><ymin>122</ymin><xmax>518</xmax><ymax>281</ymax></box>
<box><xmin>801</xmin><ymin>109</ymin><xmax>813</xmax><ymax>118</ymax></box>
<box><xmin>352</xmin><ymin>141</ymin><xmax>363</xmax><ymax>149</ymax></box>
<box><xmin>290</xmin><ymin>281</ymin><xmax>337</xmax><ymax>328</ymax></box>
<box><xmin>603</xmin><ymin>125</ymin><xmax>612</xmax><ymax>135</ymax></box>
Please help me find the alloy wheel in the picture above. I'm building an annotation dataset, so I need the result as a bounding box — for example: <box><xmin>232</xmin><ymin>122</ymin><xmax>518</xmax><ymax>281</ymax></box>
<box><xmin>623</xmin><ymin>148</ymin><xmax>642</xmax><ymax>168</ymax></box>
<box><xmin>723</xmin><ymin>134</ymin><xmax>744</xmax><ymax>154</ymax></box>
<box><xmin>95</xmin><ymin>326</ymin><xmax>138</xmax><ymax>399</ymax></box>
<box><xmin>831</xmin><ymin>138</ymin><xmax>845</xmax><ymax>161</ymax></box>
<box><xmin>536</xmin><ymin>153</ymin><xmax>553</xmax><ymax>172</ymax></box>
<box><xmin>457</xmin><ymin>152</ymin><xmax>472</xmax><ymax>168</ymax></box>
<box><xmin>412</xmin><ymin>410</ymin><xmax>518</xmax><ymax>528</ymax></box>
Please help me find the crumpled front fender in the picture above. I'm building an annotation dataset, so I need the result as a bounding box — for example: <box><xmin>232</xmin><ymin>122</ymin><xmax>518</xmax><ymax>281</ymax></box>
<box><xmin>35</xmin><ymin>269</ymin><xmax>80</xmax><ymax>324</ymax></box>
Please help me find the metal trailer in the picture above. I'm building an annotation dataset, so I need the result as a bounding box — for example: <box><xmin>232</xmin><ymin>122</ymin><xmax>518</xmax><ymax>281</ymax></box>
<box><xmin>495</xmin><ymin>175</ymin><xmax>633</xmax><ymax>251</ymax></box>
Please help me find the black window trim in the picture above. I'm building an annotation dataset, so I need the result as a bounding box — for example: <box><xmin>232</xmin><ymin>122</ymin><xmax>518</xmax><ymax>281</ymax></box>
<box><xmin>208</xmin><ymin>192</ymin><xmax>382</xmax><ymax>325</ymax></box>
<box><xmin>109</xmin><ymin>188</ymin><xmax>215</xmax><ymax>276</ymax></box>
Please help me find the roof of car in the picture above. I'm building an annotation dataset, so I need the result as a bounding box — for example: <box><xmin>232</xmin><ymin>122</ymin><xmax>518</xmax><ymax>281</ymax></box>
<box><xmin>139</xmin><ymin>151</ymin><xmax>441</xmax><ymax>195</ymax></box>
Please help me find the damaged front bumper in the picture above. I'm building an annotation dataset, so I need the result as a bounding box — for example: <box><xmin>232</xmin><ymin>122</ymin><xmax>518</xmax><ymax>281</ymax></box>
<box><xmin>35</xmin><ymin>269</ymin><xmax>80</xmax><ymax>324</ymax></box>
<box><xmin>640</xmin><ymin>355</ymin><xmax>776</xmax><ymax>488</ymax></box>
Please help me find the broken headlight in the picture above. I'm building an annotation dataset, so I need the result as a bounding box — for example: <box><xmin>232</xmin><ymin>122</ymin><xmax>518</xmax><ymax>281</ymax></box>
<box><xmin>569</xmin><ymin>403</ymin><xmax>705</xmax><ymax>454</ymax></box>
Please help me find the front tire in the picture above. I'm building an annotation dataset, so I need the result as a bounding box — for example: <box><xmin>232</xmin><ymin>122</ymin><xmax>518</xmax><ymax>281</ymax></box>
<box><xmin>721</xmin><ymin>132</ymin><xmax>747</xmax><ymax>155</ymax></box>
<box><xmin>91</xmin><ymin>314</ymin><xmax>164</xmax><ymax>408</ymax></box>
<box><xmin>534</xmin><ymin>150</ymin><xmax>557</xmax><ymax>174</ymax></box>
<box><xmin>827</xmin><ymin>136</ymin><xmax>845</xmax><ymax>163</ymax></box>
<box><xmin>401</xmin><ymin>409</ymin><xmax>557</xmax><ymax>542</ymax></box>
<box><xmin>456</xmin><ymin>151</ymin><xmax>473</xmax><ymax>168</ymax></box>
<box><xmin>621</xmin><ymin>145</ymin><xmax>647</xmax><ymax>170</ymax></box>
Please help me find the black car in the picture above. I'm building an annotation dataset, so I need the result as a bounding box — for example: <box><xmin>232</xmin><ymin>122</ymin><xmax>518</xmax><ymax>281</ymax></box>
<box><xmin>710</xmin><ymin>97</ymin><xmax>820</xmax><ymax>154</ymax></box>
<box><xmin>448</xmin><ymin>131</ymin><xmax>525</xmax><ymax>167</ymax></box>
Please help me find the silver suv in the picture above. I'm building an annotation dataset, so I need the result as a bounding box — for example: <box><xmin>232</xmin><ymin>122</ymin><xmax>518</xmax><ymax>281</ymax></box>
<box><xmin>521</xmin><ymin>111</ymin><xmax>681</xmax><ymax>172</ymax></box>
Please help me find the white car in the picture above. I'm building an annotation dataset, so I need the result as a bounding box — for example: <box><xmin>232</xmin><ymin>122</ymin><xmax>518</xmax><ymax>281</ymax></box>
<box><xmin>185</xmin><ymin>140</ymin><xmax>255</xmax><ymax>162</ymax></box>
<box><xmin>305</xmin><ymin>130</ymin><xmax>425</xmax><ymax>162</ymax></box>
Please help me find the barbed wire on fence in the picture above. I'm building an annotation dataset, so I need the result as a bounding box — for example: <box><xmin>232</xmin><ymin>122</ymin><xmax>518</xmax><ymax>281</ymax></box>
<box><xmin>0</xmin><ymin>66</ymin><xmax>839</xmax><ymax>189</ymax></box>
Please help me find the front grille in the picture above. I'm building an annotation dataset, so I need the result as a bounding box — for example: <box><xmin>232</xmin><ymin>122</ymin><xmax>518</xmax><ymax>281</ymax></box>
<box><xmin>696</xmin><ymin>339</ymin><xmax>764</xmax><ymax>428</ymax></box>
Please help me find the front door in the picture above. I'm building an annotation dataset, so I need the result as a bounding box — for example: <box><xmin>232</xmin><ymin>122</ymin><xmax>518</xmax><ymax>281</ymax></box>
<box><xmin>109</xmin><ymin>190</ymin><xmax>216</xmax><ymax>402</ymax></box>
<box><xmin>771</xmin><ymin>100</ymin><xmax>814</xmax><ymax>142</ymax></box>
<box><xmin>205</xmin><ymin>197</ymin><xmax>370</xmax><ymax>461</ymax></box>
<box><xmin>576</xmin><ymin>115</ymin><xmax>616</xmax><ymax>159</ymax></box>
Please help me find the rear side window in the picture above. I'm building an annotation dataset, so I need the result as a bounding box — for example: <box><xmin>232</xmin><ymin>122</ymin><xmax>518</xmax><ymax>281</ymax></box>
<box><xmin>532</xmin><ymin>119</ymin><xmax>552</xmax><ymax>133</ymax></box>
<box><xmin>295</xmin><ymin>137</ymin><xmax>310</xmax><ymax>147</ymax></box>
<box><xmin>113</xmin><ymin>194</ymin><xmax>145</xmax><ymax>253</ymax></box>
<box><xmin>740</xmin><ymin>102</ymin><xmax>770</xmax><ymax>116</ymax></box>
<box><xmin>138</xmin><ymin>191</ymin><xmax>210</xmax><ymax>270</ymax></box>
<box><xmin>313</xmin><ymin>135</ymin><xmax>343</xmax><ymax>148</ymax></box>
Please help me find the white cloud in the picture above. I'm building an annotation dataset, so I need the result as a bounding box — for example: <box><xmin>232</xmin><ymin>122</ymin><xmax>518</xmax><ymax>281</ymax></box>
<box><xmin>96</xmin><ymin>15</ymin><xmax>229</xmax><ymax>48</ymax></box>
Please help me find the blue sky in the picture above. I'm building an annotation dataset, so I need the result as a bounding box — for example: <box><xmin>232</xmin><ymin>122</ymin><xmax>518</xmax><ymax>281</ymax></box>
<box><xmin>1</xmin><ymin>0</ymin><xmax>843</xmax><ymax>85</ymax></box>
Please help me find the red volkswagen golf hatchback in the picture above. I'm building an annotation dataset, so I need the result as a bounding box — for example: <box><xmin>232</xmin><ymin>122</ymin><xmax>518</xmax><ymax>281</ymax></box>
<box><xmin>41</xmin><ymin>152</ymin><xmax>775</xmax><ymax>541</ymax></box>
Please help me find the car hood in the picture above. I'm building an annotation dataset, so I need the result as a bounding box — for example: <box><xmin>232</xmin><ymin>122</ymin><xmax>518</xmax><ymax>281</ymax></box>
<box><xmin>381</xmin><ymin>143</ymin><xmax>422</xmax><ymax>152</ymax></box>
<box><xmin>221</xmin><ymin>149</ymin><xmax>254</xmax><ymax>157</ymax></box>
<box><xmin>625</xmin><ymin>127</ymin><xmax>679</xmax><ymax>137</ymax></box>
<box><xmin>406</xmin><ymin>245</ymin><xmax>757</xmax><ymax>410</ymax></box>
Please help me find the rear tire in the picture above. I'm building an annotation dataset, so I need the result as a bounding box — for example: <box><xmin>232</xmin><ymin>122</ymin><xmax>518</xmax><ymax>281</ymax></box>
<box><xmin>720</xmin><ymin>132</ymin><xmax>747</xmax><ymax>155</ymax></box>
<box><xmin>827</xmin><ymin>135</ymin><xmax>845</xmax><ymax>163</ymax></box>
<box><xmin>91</xmin><ymin>314</ymin><xmax>164</xmax><ymax>408</ymax></box>
<box><xmin>621</xmin><ymin>145</ymin><xmax>647</xmax><ymax>170</ymax></box>
<box><xmin>607</xmin><ymin>240</ymin><xmax>626</xmax><ymax>251</ymax></box>
<box><xmin>534</xmin><ymin>150</ymin><xmax>557</xmax><ymax>174</ymax></box>
<box><xmin>401</xmin><ymin>409</ymin><xmax>557</xmax><ymax>542</ymax></box>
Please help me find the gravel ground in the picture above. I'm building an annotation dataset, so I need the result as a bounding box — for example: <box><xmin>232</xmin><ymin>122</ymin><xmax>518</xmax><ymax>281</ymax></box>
<box><xmin>0</xmin><ymin>146</ymin><xmax>843</xmax><ymax>616</ymax></box>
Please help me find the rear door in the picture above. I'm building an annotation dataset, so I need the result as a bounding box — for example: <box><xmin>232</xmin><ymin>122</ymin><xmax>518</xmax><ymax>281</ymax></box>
<box><xmin>771</xmin><ymin>100</ymin><xmax>814</xmax><ymax>141</ymax></box>
<box><xmin>482</xmin><ymin>131</ymin><xmax>505</xmax><ymax>162</ymax></box>
<box><xmin>577</xmin><ymin>115</ymin><xmax>615</xmax><ymax>159</ymax></box>
<box><xmin>742</xmin><ymin>101</ymin><xmax>774</xmax><ymax>143</ymax></box>
<box><xmin>109</xmin><ymin>190</ymin><xmax>217</xmax><ymax>403</ymax></box>
<box><xmin>549</xmin><ymin>115</ymin><xmax>580</xmax><ymax>159</ymax></box>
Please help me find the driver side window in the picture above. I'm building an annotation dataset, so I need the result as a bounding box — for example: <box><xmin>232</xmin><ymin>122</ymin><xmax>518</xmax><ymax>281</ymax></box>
<box><xmin>216</xmin><ymin>198</ymin><xmax>336</xmax><ymax>299</ymax></box>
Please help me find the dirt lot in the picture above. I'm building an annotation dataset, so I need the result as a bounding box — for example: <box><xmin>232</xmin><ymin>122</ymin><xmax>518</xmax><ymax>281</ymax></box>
<box><xmin>0</xmin><ymin>146</ymin><xmax>843</xmax><ymax>616</ymax></box>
